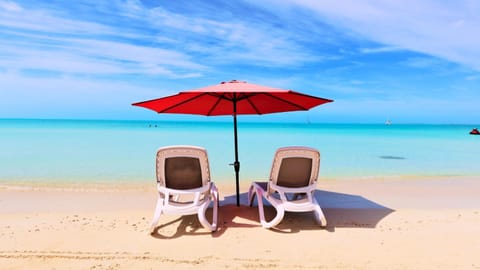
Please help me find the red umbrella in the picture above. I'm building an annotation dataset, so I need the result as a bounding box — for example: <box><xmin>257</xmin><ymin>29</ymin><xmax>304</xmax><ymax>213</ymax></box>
<box><xmin>132</xmin><ymin>80</ymin><xmax>333</xmax><ymax>206</ymax></box>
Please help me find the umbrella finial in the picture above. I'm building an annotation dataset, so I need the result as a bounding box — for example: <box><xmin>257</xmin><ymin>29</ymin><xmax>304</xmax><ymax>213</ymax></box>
<box><xmin>229</xmin><ymin>80</ymin><xmax>246</xmax><ymax>84</ymax></box>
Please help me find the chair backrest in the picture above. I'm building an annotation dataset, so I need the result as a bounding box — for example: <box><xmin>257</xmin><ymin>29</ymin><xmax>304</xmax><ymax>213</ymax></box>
<box><xmin>156</xmin><ymin>146</ymin><xmax>210</xmax><ymax>190</ymax></box>
<box><xmin>269</xmin><ymin>146</ymin><xmax>320</xmax><ymax>188</ymax></box>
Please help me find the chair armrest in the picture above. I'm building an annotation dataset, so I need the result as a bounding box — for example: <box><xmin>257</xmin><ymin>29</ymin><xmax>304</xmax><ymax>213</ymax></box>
<box><xmin>210</xmin><ymin>182</ymin><xmax>219</xmax><ymax>202</ymax></box>
<box><xmin>157</xmin><ymin>183</ymin><xmax>211</xmax><ymax>195</ymax></box>
<box><xmin>269</xmin><ymin>182</ymin><xmax>317</xmax><ymax>194</ymax></box>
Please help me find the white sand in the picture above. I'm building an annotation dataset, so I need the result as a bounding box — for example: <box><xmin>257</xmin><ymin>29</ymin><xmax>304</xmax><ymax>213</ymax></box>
<box><xmin>1</xmin><ymin>176</ymin><xmax>480</xmax><ymax>269</ymax></box>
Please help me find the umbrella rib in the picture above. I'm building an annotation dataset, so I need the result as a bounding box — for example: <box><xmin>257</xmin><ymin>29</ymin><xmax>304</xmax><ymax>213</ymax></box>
<box><xmin>205</xmin><ymin>92</ymin><xmax>257</xmax><ymax>115</ymax></box>
<box><xmin>236</xmin><ymin>93</ymin><xmax>256</xmax><ymax>101</ymax></box>
<box><xmin>206</xmin><ymin>93</ymin><xmax>225</xmax><ymax>116</ymax></box>
<box><xmin>261</xmin><ymin>92</ymin><xmax>309</xmax><ymax>110</ymax></box>
<box><xmin>290</xmin><ymin>91</ymin><xmax>334</xmax><ymax>103</ymax></box>
<box><xmin>208</xmin><ymin>92</ymin><xmax>253</xmax><ymax>102</ymax></box>
<box><xmin>245</xmin><ymin>95</ymin><xmax>262</xmax><ymax>114</ymax></box>
<box><xmin>157</xmin><ymin>92</ymin><xmax>208</xmax><ymax>113</ymax></box>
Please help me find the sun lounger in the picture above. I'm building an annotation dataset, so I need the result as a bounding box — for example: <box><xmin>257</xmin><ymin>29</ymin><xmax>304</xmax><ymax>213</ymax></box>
<box><xmin>150</xmin><ymin>145</ymin><xmax>218</xmax><ymax>233</ymax></box>
<box><xmin>248</xmin><ymin>146</ymin><xmax>327</xmax><ymax>228</ymax></box>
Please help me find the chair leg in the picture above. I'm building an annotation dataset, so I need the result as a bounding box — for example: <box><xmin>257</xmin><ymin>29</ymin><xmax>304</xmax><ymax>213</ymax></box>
<box><xmin>150</xmin><ymin>198</ymin><xmax>164</xmax><ymax>234</ymax></box>
<box><xmin>211</xmin><ymin>184</ymin><xmax>219</xmax><ymax>231</ymax></box>
<box><xmin>212</xmin><ymin>196</ymin><xmax>218</xmax><ymax>231</ymax></box>
<box><xmin>198</xmin><ymin>198</ymin><xmax>218</xmax><ymax>232</ymax></box>
<box><xmin>256</xmin><ymin>190</ymin><xmax>267</xmax><ymax>227</ymax></box>
<box><xmin>261</xmin><ymin>203</ymin><xmax>285</xmax><ymax>229</ymax></box>
<box><xmin>248</xmin><ymin>184</ymin><xmax>257</xmax><ymax>207</ymax></box>
<box><xmin>252</xmin><ymin>186</ymin><xmax>285</xmax><ymax>229</ymax></box>
<box><xmin>313</xmin><ymin>200</ymin><xmax>327</xmax><ymax>227</ymax></box>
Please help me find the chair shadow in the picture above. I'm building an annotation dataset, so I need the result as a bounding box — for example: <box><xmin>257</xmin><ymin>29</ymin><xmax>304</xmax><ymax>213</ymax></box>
<box><xmin>151</xmin><ymin>189</ymin><xmax>394</xmax><ymax>237</ymax></box>
<box><xmin>150</xmin><ymin>214</ymin><xmax>216</xmax><ymax>239</ymax></box>
<box><xmin>220</xmin><ymin>189</ymin><xmax>394</xmax><ymax>233</ymax></box>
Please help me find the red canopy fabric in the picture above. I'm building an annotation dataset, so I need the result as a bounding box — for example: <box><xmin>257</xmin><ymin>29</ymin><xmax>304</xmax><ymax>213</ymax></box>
<box><xmin>132</xmin><ymin>80</ymin><xmax>332</xmax><ymax>116</ymax></box>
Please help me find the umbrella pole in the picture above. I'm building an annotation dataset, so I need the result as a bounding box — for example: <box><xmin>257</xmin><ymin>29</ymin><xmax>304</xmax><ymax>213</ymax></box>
<box><xmin>233</xmin><ymin>100</ymin><xmax>240</xmax><ymax>206</ymax></box>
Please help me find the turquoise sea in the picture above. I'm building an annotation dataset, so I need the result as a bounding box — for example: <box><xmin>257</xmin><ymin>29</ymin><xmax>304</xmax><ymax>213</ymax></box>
<box><xmin>1</xmin><ymin>119</ymin><xmax>479</xmax><ymax>184</ymax></box>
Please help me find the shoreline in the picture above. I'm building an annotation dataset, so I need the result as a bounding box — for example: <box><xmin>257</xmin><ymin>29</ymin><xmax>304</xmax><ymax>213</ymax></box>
<box><xmin>1</xmin><ymin>175</ymin><xmax>480</xmax><ymax>269</ymax></box>
<box><xmin>1</xmin><ymin>173</ymin><xmax>476</xmax><ymax>190</ymax></box>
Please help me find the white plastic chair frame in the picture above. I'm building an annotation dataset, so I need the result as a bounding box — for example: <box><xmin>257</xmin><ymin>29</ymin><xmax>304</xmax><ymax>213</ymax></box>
<box><xmin>150</xmin><ymin>145</ymin><xmax>218</xmax><ymax>233</ymax></box>
<box><xmin>248</xmin><ymin>146</ymin><xmax>327</xmax><ymax>228</ymax></box>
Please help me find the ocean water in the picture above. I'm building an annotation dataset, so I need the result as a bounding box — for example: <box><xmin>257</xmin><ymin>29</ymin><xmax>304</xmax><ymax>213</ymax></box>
<box><xmin>1</xmin><ymin>119</ymin><xmax>479</xmax><ymax>184</ymax></box>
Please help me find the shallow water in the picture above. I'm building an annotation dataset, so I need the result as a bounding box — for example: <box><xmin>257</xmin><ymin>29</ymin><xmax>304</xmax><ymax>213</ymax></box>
<box><xmin>1</xmin><ymin>119</ymin><xmax>479</xmax><ymax>184</ymax></box>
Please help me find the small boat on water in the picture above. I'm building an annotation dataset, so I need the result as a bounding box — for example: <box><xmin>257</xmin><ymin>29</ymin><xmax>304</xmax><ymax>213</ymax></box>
<box><xmin>470</xmin><ymin>128</ymin><xmax>480</xmax><ymax>135</ymax></box>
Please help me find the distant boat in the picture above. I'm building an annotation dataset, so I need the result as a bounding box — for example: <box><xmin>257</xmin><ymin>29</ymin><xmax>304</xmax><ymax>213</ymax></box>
<box><xmin>385</xmin><ymin>119</ymin><xmax>392</xmax><ymax>125</ymax></box>
<box><xmin>470</xmin><ymin>128</ymin><xmax>480</xmax><ymax>135</ymax></box>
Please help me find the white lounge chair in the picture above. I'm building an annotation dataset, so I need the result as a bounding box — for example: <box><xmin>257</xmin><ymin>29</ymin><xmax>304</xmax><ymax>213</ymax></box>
<box><xmin>150</xmin><ymin>145</ymin><xmax>218</xmax><ymax>233</ymax></box>
<box><xmin>248</xmin><ymin>146</ymin><xmax>327</xmax><ymax>228</ymax></box>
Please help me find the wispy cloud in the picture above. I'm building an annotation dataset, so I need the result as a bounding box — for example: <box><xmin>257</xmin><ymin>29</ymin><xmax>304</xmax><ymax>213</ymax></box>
<box><xmin>401</xmin><ymin>57</ymin><xmax>444</xmax><ymax>69</ymax></box>
<box><xmin>0</xmin><ymin>0</ymin><xmax>329</xmax><ymax>81</ymax></box>
<box><xmin>252</xmin><ymin>0</ymin><xmax>480</xmax><ymax>71</ymax></box>
<box><xmin>466</xmin><ymin>74</ymin><xmax>480</xmax><ymax>81</ymax></box>
<box><xmin>0</xmin><ymin>0</ymin><xmax>20</xmax><ymax>11</ymax></box>
<box><xmin>360</xmin><ymin>46</ymin><xmax>403</xmax><ymax>54</ymax></box>
<box><xmin>0</xmin><ymin>1</ymin><xmax>112</xmax><ymax>35</ymax></box>
<box><xmin>0</xmin><ymin>1</ymin><xmax>206</xmax><ymax>78</ymax></box>
<box><xmin>121</xmin><ymin>1</ymin><xmax>322</xmax><ymax>66</ymax></box>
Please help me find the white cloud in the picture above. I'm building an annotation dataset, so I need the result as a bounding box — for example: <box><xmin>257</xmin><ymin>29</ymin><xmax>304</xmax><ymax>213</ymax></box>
<box><xmin>402</xmin><ymin>57</ymin><xmax>444</xmax><ymax>69</ymax></box>
<box><xmin>0</xmin><ymin>0</ymin><xmax>323</xmax><ymax>81</ymax></box>
<box><xmin>0</xmin><ymin>1</ymin><xmax>207</xmax><ymax>78</ymax></box>
<box><xmin>252</xmin><ymin>0</ymin><xmax>480</xmax><ymax>71</ymax></box>
<box><xmin>0</xmin><ymin>0</ymin><xmax>21</xmax><ymax>12</ymax></box>
<box><xmin>465</xmin><ymin>74</ymin><xmax>480</xmax><ymax>81</ymax></box>
<box><xmin>360</xmin><ymin>46</ymin><xmax>403</xmax><ymax>54</ymax></box>
<box><xmin>120</xmin><ymin>1</ymin><xmax>321</xmax><ymax>66</ymax></box>
<box><xmin>0</xmin><ymin>2</ymin><xmax>112</xmax><ymax>35</ymax></box>
<box><xmin>0</xmin><ymin>38</ymin><xmax>205</xmax><ymax>77</ymax></box>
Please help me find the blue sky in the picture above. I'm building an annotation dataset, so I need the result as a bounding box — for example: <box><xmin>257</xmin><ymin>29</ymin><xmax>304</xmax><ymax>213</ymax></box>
<box><xmin>1</xmin><ymin>0</ymin><xmax>479</xmax><ymax>124</ymax></box>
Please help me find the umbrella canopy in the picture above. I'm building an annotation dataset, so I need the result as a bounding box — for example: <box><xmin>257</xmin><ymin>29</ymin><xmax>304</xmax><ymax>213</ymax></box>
<box><xmin>132</xmin><ymin>80</ymin><xmax>333</xmax><ymax>206</ymax></box>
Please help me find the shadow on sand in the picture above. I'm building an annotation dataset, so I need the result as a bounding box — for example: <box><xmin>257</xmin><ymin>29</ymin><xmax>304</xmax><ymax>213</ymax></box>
<box><xmin>150</xmin><ymin>215</ymin><xmax>216</xmax><ymax>239</ymax></box>
<box><xmin>151</xmin><ymin>189</ymin><xmax>394</xmax><ymax>237</ymax></box>
<box><xmin>218</xmin><ymin>189</ymin><xmax>394</xmax><ymax>234</ymax></box>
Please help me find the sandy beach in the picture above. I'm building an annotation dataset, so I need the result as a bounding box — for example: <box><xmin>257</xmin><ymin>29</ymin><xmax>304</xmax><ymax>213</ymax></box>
<box><xmin>1</xmin><ymin>176</ymin><xmax>480</xmax><ymax>269</ymax></box>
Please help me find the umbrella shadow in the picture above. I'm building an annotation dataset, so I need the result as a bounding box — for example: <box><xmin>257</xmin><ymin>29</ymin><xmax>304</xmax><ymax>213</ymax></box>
<box><xmin>211</xmin><ymin>199</ymin><xmax>260</xmax><ymax>237</ymax></box>
<box><xmin>219</xmin><ymin>189</ymin><xmax>394</xmax><ymax>233</ymax></box>
<box><xmin>314</xmin><ymin>190</ymin><xmax>395</xmax><ymax>232</ymax></box>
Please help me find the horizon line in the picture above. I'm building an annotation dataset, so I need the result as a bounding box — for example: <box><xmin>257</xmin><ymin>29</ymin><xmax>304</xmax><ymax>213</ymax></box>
<box><xmin>1</xmin><ymin>117</ymin><xmax>479</xmax><ymax>126</ymax></box>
